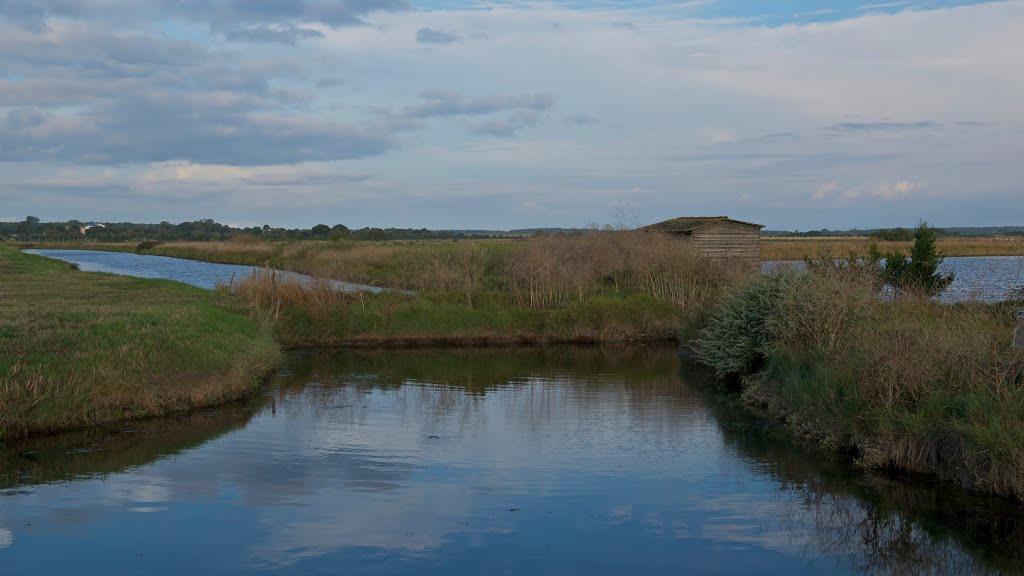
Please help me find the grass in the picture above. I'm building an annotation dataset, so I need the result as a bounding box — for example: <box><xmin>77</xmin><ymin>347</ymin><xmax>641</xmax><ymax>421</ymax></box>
<box><xmin>230</xmin><ymin>268</ymin><xmax>691</xmax><ymax>347</ymax></box>
<box><xmin>0</xmin><ymin>245</ymin><xmax>282</xmax><ymax>439</ymax></box>
<box><xmin>697</xmin><ymin>265</ymin><xmax>1024</xmax><ymax>499</ymax></box>
<box><xmin>763</xmin><ymin>236</ymin><xmax>1024</xmax><ymax>260</ymax></box>
<box><xmin>220</xmin><ymin>230</ymin><xmax>749</xmax><ymax>346</ymax></box>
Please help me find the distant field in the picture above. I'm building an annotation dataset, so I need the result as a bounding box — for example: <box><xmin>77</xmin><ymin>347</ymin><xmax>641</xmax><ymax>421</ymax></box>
<box><xmin>761</xmin><ymin>236</ymin><xmax>1024</xmax><ymax>261</ymax></box>
<box><xmin>19</xmin><ymin>234</ymin><xmax>1024</xmax><ymax>266</ymax></box>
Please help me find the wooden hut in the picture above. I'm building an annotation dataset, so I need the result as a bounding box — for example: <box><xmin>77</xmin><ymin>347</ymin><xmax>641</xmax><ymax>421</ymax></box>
<box><xmin>642</xmin><ymin>216</ymin><xmax>764</xmax><ymax>263</ymax></box>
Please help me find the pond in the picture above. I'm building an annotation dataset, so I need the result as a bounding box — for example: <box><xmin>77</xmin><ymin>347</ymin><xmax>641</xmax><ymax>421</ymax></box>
<box><xmin>23</xmin><ymin>249</ymin><xmax>386</xmax><ymax>293</ymax></box>
<box><xmin>764</xmin><ymin>255</ymin><xmax>1024</xmax><ymax>302</ymax></box>
<box><xmin>1</xmin><ymin>347</ymin><xmax>1021</xmax><ymax>575</ymax></box>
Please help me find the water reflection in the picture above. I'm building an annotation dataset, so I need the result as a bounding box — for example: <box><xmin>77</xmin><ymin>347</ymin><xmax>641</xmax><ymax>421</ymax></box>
<box><xmin>0</xmin><ymin>347</ymin><xmax>1021</xmax><ymax>575</ymax></box>
<box><xmin>685</xmin><ymin>362</ymin><xmax>1024</xmax><ymax>576</ymax></box>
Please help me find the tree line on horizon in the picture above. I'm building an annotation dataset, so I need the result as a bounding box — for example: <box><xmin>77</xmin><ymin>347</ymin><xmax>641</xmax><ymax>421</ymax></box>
<box><xmin>0</xmin><ymin>217</ymin><xmax>525</xmax><ymax>243</ymax></box>
<box><xmin>4</xmin><ymin>216</ymin><xmax>1023</xmax><ymax>243</ymax></box>
<box><xmin>763</xmin><ymin>225</ymin><xmax>1024</xmax><ymax>238</ymax></box>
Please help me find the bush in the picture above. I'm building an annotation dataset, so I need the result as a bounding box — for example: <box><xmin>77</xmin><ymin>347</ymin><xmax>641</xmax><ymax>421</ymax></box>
<box><xmin>697</xmin><ymin>259</ymin><xmax>1024</xmax><ymax>498</ymax></box>
<box><xmin>695</xmin><ymin>271</ymin><xmax>796</xmax><ymax>378</ymax></box>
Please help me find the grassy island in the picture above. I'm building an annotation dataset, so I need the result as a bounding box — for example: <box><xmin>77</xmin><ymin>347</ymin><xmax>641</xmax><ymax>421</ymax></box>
<box><xmin>0</xmin><ymin>245</ymin><xmax>281</xmax><ymax>439</ymax></box>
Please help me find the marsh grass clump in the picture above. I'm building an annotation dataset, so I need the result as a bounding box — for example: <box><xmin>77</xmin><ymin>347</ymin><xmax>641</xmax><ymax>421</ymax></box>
<box><xmin>698</xmin><ymin>259</ymin><xmax>1024</xmax><ymax>499</ymax></box>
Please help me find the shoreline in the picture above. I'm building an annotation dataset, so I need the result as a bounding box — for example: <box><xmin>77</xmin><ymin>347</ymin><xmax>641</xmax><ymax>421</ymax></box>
<box><xmin>0</xmin><ymin>246</ymin><xmax>283</xmax><ymax>440</ymax></box>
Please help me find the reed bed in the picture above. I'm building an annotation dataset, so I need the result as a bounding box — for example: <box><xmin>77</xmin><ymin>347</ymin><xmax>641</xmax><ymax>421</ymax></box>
<box><xmin>225</xmin><ymin>231</ymin><xmax>748</xmax><ymax>346</ymax></box>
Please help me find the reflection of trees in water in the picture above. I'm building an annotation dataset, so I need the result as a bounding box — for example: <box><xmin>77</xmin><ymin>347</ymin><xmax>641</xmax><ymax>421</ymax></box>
<box><xmin>272</xmin><ymin>345</ymin><xmax>707</xmax><ymax>442</ymax></box>
<box><xmin>686</xmin><ymin>360</ymin><xmax>1024</xmax><ymax>576</ymax></box>
<box><xmin>7</xmin><ymin>346</ymin><xmax>1021</xmax><ymax>575</ymax></box>
<box><xmin>0</xmin><ymin>397</ymin><xmax>267</xmax><ymax>489</ymax></box>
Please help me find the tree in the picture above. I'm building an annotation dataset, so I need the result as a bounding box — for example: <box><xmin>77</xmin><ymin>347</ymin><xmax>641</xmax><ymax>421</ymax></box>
<box><xmin>310</xmin><ymin>224</ymin><xmax>331</xmax><ymax>237</ymax></box>
<box><xmin>883</xmin><ymin>221</ymin><xmax>954</xmax><ymax>297</ymax></box>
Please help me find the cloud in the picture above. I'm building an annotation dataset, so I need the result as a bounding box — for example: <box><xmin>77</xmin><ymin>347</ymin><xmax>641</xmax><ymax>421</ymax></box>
<box><xmin>405</xmin><ymin>92</ymin><xmax>555</xmax><ymax>119</ymax></box>
<box><xmin>563</xmin><ymin>114</ymin><xmax>599</xmax><ymax>126</ymax></box>
<box><xmin>812</xmin><ymin>181</ymin><xmax>839</xmax><ymax>201</ymax></box>
<box><xmin>828</xmin><ymin>121</ymin><xmax>941</xmax><ymax>133</ymax></box>
<box><xmin>0</xmin><ymin>100</ymin><xmax>397</xmax><ymax>165</ymax></box>
<box><xmin>471</xmin><ymin>110</ymin><xmax>545</xmax><ymax>137</ymax></box>
<box><xmin>840</xmin><ymin>180</ymin><xmax>926</xmax><ymax>200</ymax></box>
<box><xmin>873</xmin><ymin>179</ymin><xmax>924</xmax><ymax>199</ymax></box>
<box><xmin>0</xmin><ymin>0</ymin><xmax>410</xmax><ymax>34</ymax></box>
<box><xmin>223</xmin><ymin>25</ymin><xmax>325</xmax><ymax>45</ymax></box>
<box><xmin>416</xmin><ymin>27</ymin><xmax>459</xmax><ymax>44</ymax></box>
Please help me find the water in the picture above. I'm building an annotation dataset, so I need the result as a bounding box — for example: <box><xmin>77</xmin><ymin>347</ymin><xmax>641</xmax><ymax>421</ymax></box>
<box><xmin>764</xmin><ymin>256</ymin><xmax>1024</xmax><ymax>302</ymax></box>
<box><xmin>2</xmin><ymin>347</ymin><xmax>1021</xmax><ymax>575</ymax></box>
<box><xmin>23</xmin><ymin>249</ymin><xmax>386</xmax><ymax>293</ymax></box>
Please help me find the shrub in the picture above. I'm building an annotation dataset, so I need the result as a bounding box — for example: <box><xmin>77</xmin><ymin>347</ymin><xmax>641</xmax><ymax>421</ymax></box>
<box><xmin>695</xmin><ymin>271</ymin><xmax>796</xmax><ymax>378</ymax></box>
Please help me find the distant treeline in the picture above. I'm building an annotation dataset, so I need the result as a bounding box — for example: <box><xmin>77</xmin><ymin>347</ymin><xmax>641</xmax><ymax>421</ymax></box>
<box><xmin>0</xmin><ymin>217</ymin><xmax>536</xmax><ymax>243</ymax></box>
<box><xmin>763</xmin><ymin>226</ymin><xmax>1024</xmax><ymax>239</ymax></box>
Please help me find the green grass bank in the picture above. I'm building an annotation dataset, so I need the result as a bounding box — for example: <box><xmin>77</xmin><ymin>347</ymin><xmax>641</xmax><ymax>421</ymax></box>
<box><xmin>695</xmin><ymin>266</ymin><xmax>1024</xmax><ymax>499</ymax></box>
<box><xmin>0</xmin><ymin>246</ymin><xmax>282</xmax><ymax>439</ymax></box>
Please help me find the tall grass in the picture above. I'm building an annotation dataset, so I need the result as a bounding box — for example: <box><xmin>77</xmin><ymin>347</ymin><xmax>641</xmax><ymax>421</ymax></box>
<box><xmin>225</xmin><ymin>230</ymin><xmax>747</xmax><ymax>346</ymax></box>
<box><xmin>697</xmin><ymin>264</ymin><xmax>1024</xmax><ymax>498</ymax></box>
<box><xmin>503</xmin><ymin>230</ymin><xmax>746</xmax><ymax>311</ymax></box>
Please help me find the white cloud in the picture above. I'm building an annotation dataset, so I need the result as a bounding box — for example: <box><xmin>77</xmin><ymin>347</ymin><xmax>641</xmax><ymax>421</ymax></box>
<box><xmin>812</xmin><ymin>181</ymin><xmax>839</xmax><ymax>201</ymax></box>
<box><xmin>872</xmin><ymin>179</ymin><xmax>924</xmax><ymax>199</ymax></box>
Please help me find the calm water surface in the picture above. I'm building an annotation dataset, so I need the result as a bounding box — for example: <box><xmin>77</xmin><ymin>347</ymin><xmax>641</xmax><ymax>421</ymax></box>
<box><xmin>764</xmin><ymin>255</ymin><xmax>1024</xmax><ymax>302</ymax></box>
<box><xmin>23</xmin><ymin>249</ymin><xmax>385</xmax><ymax>292</ymax></box>
<box><xmin>1</xmin><ymin>347</ymin><xmax>1022</xmax><ymax>575</ymax></box>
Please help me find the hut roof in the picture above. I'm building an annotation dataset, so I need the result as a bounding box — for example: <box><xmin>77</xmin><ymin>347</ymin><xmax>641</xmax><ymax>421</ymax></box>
<box><xmin>642</xmin><ymin>216</ymin><xmax>764</xmax><ymax>234</ymax></box>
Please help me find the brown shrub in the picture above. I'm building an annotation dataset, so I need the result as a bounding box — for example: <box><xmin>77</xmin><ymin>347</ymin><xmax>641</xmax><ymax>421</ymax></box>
<box><xmin>503</xmin><ymin>230</ymin><xmax>748</xmax><ymax>310</ymax></box>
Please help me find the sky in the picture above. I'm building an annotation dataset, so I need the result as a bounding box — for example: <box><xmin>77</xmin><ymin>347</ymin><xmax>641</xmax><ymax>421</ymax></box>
<box><xmin>1</xmin><ymin>0</ymin><xmax>1021</xmax><ymax>231</ymax></box>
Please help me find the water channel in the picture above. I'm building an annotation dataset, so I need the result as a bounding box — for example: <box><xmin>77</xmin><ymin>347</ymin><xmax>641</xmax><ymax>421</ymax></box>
<box><xmin>5</xmin><ymin>249</ymin><xmax>1024</xmax><ymax>573</ymax></box>
<box><xmin>22</xmin><ymin>249</ymin><xmax>386</xmax><ymax>293</ymax></box>
<box><xmin>2</xmin><ymin>347</ymin><xmax>1023</xmax><ymax>575</ymax></box>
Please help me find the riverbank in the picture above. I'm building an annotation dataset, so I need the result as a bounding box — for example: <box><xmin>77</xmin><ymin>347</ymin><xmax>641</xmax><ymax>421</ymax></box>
<box><xmin>695</xmin><ymin>266</ymin><xmax>1024</xmax><ymax>500</ymax></box>
<box><xmin>0</xmin><ymin>246</ymin><xmax>282</xmax><ymax>439</ymax></box>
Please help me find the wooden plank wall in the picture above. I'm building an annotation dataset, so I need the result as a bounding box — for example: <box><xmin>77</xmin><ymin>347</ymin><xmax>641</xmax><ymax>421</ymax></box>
<box><xmin>691</xmin><ymin>222</ymin><xmax>761</xmax><ymax>262</ymax></box>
